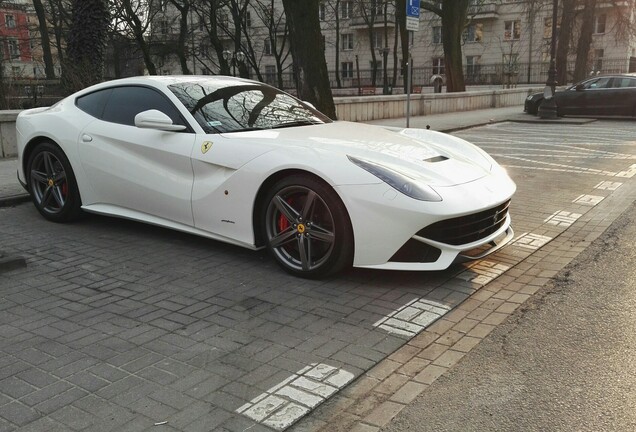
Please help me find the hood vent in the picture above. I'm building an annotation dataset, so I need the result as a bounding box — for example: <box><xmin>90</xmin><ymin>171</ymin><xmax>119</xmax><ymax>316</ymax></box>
<box><xmin>423</xmin><ymin>156</ymin><xmax>449</xmax><ymax>163</ymax></box>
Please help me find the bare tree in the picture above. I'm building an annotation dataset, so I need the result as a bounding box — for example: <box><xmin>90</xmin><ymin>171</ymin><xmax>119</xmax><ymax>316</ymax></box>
<box><xmin>254</xmin><ymin>0</ymin><xmax>291</xmax><ymax>88</ymax></box>
<box><xmin>281</xmin><ymin>0</ymin><xmax>336</xmax><ymax>118</ymax></box>
<box><xmin>64</xmin><ymin>0</ymin><xmax>109</xmax><ymax>92</ymax></box>
<box><xmin>112</xmin><ymin>0</ymin><xmax>158</xmax><ymax>74</ymax></box>
<box><xmin>192</xmin><ymin>0</ymin><xmax>232</xmax><ymax>75</ymax></box>
<box><xmin>32</xmin><ymin>0</ymin><xmax>56</xmax><ymax>78</ymax></box>
<box><xmin>421</xmin><ymin>0</ymin><xmax>471</xmax><ymax>92</ymax></box>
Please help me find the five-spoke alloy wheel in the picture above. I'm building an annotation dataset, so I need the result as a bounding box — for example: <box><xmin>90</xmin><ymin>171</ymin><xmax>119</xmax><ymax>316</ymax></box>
<box><xmin>27</xmin><ymin>142</ymin><xmax>82</xmax><ymax>222</ymax></box>
<box><xmin>263</xmin><ymin>175</ymin><xmax>353</xmax><ymax>278</ymax></box>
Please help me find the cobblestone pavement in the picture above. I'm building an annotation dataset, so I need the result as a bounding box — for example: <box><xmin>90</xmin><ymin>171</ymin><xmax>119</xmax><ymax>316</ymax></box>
<box><xmin>1</xmin><ymin>120</ymin><xmax>635</xmax><ymax>432</ymax></box>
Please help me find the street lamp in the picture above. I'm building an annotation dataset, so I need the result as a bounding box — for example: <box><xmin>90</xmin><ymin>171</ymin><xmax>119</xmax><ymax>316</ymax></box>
<box><xmin>222</xmin><ymin>50</ymin><xmax>245</xmax><ymax>77</ymax></box>
<box><xmin>538</xmin><ymin>0</ymin><xmax>559</xmax><ymax>119</ymax></box>
<box><xmin>377</xmin><ymin>46</ymin><xmax>390</xmax><ymax>95</ymax></box>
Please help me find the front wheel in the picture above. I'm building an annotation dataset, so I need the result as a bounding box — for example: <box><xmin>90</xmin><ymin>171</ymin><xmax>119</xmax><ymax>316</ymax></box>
<box><xmin>262</xmin><ymin>175</ymin><xmax>353</xmax><ymax>279</ymax></box>
<box><xmin>26</xmin><ymin>142</ymin><xmax>83</xmax><ymax>222</ymax></box>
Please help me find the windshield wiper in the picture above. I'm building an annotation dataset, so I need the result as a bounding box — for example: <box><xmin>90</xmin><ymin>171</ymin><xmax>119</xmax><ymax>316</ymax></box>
<box><xmin>271</xmin><ymin>120</ymin><xmax>321</xmax><ymax>129</ymax></box>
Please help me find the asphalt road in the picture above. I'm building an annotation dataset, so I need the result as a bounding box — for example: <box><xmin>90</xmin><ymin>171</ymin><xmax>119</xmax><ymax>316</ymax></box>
<box><xmin>382</xmin><ymin>201</ymin><xmax>636</xmax><ymax>432</ymax></box>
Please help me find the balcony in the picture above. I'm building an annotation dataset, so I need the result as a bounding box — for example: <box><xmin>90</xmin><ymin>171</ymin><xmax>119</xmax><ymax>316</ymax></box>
<box><xmin>350</xmin><ymin>13</ymin><xmax>396</xmax><ymax>29</ymax></box>
<box><xmin>468</xmin><ymin>3</ymin><xmax>498</xmax><ymax>19</ymax></box>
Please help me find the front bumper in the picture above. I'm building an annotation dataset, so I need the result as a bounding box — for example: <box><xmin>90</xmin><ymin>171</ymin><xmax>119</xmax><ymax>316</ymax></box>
<box><xmin>337</xmin><ymin>171</ymin><xmax>516</xmax><ymax>271</ymax></box>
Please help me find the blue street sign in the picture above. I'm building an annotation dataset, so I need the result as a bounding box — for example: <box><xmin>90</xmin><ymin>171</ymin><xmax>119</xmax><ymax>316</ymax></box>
<box><xmin>407</xmin><ymin>0</ymin><xmax>420</xmax><ymax>18</ymax></box>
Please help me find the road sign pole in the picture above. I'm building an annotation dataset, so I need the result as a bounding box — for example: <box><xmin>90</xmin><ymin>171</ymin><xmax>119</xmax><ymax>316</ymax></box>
<box><xmin>406</xmin><ymin>38</ymin><xmax>412</xmax><ymax>128</ymax></box>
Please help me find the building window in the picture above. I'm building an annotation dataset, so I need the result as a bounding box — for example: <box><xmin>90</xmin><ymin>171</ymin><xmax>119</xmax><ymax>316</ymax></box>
<box><xmin>265</xmin><ymin>65</ymin><xmax>276</xmax><ymax>85</ymax></box>
<box><xmin>12</xmin><ymin>66</ymin><xmax>20</xmax><ymax>76</ymax></box>
<box><xmin>594</xmin><ymin>49</ymin><xmax>604</xmax><ymax>72</ymax></box>
<box><xmin>504</xmin><ymin>20</ymin><xmax>520</xmax><ymax>40</ymax></box>
<box><xmin>594</xmin><ymin>14</ymin><xmax>606</xmax><ymax>34</ymax></box>
<box><xmin>373</xmin><ymin>31</ymin><xmax>384</xmax><ymax>49</ymax></box>
<box><xmin>341</xmin><ymin>1</ymin><xmax>353</xmax><ymax>19</ymax></box>
<box><xmin>466</xmin><ymin>55</ymin><xmax>481</xmax><ymax>76</ymax></box>
<box><xmin>5</xmin><ymin>15</ymin><xmax>15</xmax><ymax>29</ymax></box>
<box><xmin>432</xmin><ymin>57</ymin><xmax>444</xmax><ymax>75</ymax></box>
<box><xmin>464</xmin><ymin>23</ymin><xmax>482</xmax><ymax>42</ymax></box>
<box><xmin>341</xmin><ymin>33</ymin><xmax>353</xmax><ymax>51</ymax></box>
<box><xmin>218</xmin><ymin>12</ymin><xmax>228</xmax><ymax>29</ymax></box>
<box><xmin>433</xmin><ymin>26</ymin><xmax>442</xmax><ymax>44</ymax></box>
<box><xmin>341</xmin><ymin>61</ymin><xmax>354</xmax><ymax>78</ymax></box>
<box><xmin>373</xmin><ymin>0</ymin><xmax>384</xmax><ymax>17</ymax></box>
<box><xmin>245</xmin><ymin>11</ymin><xmax>251</xmax><ymax>27</ymax></box>
<box><xmin>319</xmin><ymin>2</ymin><xmax>326</xmax><ymax>20</ymax></box>
<box><xmin>8</xmin><ymin>39</ymin><xmax>20</xmax><ymax>59</ymax></box>
<box><xmin>157</xmin><ymin>20</ymin><xmax>168</xmax><ymax>35</ymax></box>
<box><xmin>264</xmin><ymin>39</ymin><xmax>272</xmax><ymax>55</ymax></box>
<box><xmin>543</xmin><ymin>17</ymin><xmax>552</xmax><ymax>39</ymax></box>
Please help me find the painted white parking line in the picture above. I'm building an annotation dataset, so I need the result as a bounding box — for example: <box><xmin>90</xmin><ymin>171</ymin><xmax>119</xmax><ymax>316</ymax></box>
<box><xmin>544</xmin><ymin>210</ymin><xmax>582</xmax><ymax>228</ymax></box>
<box><xmin>236</xmin><ymin>363</ymin><xmax>354</xmax><ymax>430</ymax></box>
<box><xmin>512</xmin><ymin>233</ymin><xmax>553</xmax><ymax>250</ymax></box>
<box><xmin>616</xmin><ymin>163</ymin><xmax>636</xmax><ymax>178</ymax></box>
<box><xmin>373</xmin><ymin>298</ymin><xmax>451</xmax><ymax>338</ymax></box>
<box><xmin>572</xmin><ymin>194</ymin><xmax>604</xmax><ymax>206</ymax></box>
<box><xmin>594</xmin><ymin>181</ymin><xmax>623</xmax><ymax>191</ymax></box>
<box><xmin>455</xmin><ymin>260</ymin><xmax>511</xmax><ymax>285</ymax></box>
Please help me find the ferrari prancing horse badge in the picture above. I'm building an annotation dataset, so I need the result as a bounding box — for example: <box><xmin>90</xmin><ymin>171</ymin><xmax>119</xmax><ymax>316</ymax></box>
<box><xmin>201</xmin><ymin>141</ymin><xmax>213</xmax><ymax>154</ymax></box>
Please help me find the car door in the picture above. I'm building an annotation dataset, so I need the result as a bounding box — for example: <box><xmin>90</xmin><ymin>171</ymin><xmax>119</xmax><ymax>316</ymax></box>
<box><xmin>609</xmin><ymin>76</ymin><xmax>636</xmax><ymax>116</ymax></box>
<box><xmin>78</xmin><ymin>85</ymin><xmax>197</xmax><ymax>226</ymax></box>
<box><xmin>556</xmin><ymin>77</ymin><xmax>612</xmax><ymax>116</ymax></box>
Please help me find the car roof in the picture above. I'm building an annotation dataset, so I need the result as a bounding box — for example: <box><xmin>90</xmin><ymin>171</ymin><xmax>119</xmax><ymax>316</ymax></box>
<box><xmin>73</xmin><ymin>75</ymin><xmax>262</xmax><ymax>97</ymax></box>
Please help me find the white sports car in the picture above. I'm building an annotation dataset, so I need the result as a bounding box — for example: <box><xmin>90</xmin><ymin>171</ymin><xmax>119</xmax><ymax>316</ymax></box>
<box><xmin>16</xmin><ymin>76</ymin><xmax>516</xmax><ymax>278</ymax></box>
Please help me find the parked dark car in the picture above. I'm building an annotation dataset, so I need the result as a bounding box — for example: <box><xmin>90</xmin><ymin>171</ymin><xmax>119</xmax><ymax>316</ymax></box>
<box><xmin>524</xmin><ymin>73</ymin><xmax>636</xmax><ymax>117</ymax></box>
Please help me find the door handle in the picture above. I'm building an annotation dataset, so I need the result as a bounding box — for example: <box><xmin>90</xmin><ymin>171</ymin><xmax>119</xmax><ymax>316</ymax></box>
<box><xmin>81</xmin><ymin>134</ymin><xmax>93</xmax><ymax>142</ymax></box>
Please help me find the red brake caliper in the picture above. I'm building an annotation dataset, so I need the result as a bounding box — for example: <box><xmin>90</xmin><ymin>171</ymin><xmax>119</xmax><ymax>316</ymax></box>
<box><xmin>277</xmin><ymin>198</ymin><xmax>294</xmax><ymax>232</ymax></box>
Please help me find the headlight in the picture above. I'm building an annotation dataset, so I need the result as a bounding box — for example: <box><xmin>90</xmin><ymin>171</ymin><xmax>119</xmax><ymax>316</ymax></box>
<box><xmin>526</xmin><ymin>95</ymin><xmax>534</xmax><ymax>101</ymax></box>
<box><xmin>348</xmin><ymin>156</ymin><xmax>442</xmax><ymax>202</ymax></box>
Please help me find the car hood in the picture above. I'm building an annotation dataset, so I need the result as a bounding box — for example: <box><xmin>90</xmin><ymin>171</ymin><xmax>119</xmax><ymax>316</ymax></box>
<box><xmin>220</xmin><ymin>121</ymin><xmax>492</xmax><ymax>187</ymax></box>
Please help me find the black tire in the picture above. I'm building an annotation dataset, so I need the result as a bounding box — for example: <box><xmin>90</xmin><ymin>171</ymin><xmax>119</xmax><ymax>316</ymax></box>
<box><xmin>26</xmin><ymin>142</ymin><xmax>83</xmax><ymax>222</ymax></box>
<box><xmin>262</xmin><ymin>174</ymin><xmax>354</xmax><ymax>279</ymax></box>
<box><xmin>533</xmin><ymin>99</ymin><xmax>544</xmax><ymax>115</ymax></box>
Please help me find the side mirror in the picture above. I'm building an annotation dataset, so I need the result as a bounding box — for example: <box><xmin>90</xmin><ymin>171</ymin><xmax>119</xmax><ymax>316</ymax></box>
<box><xmin>575</xmin><ymin>84</ymin><xmax>585</xmax><ymax>91</ymax></box>
<box><xmin>134</xmin><ymin>109</ymin><xmax>186</xmax><ymax>132</ymax></box>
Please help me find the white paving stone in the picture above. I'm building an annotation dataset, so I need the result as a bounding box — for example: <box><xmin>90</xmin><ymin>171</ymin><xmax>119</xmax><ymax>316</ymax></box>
<box><xmin>305</xmin><ymin>364</ymin><xmax>337</xmax><ymax>381</ymax></box>
<box><xmin>292</xmin><ymin>376</ymin><xmax>338</xmax><ymax>398</ymax></box>
<box><xmin>513</xmin><ymin>233</ymin><xmax>553</xmax><ymax>250</ymax></box>
<box><xmin>263</xmin><ymin>403</ymin><xmax>310</xmax><ymax>430</ymax></box>
<box><xmin>544</xmin><ymin>210</ymin><xmax>582</xmax><ymax>228</ymax></box>
<box><xmin>594</xmin><ymin>181</ymin><xmax>622</xmax><ymax>191</ymax></box>
<box><xmin>241</xmin><ymin>395</ymin><xmax>287</xmax><ymax>421</ymax></box>
<box><xmin>572</xmin><ymin>194</ymin><xmax>604</xmax><ymax>206</ymax></box>
<box><xmin>276</xmin><ymin>386</ymin><xmax>323</xmax><ymax>408</ymax></box>
<box><xmin>324</xmin><ymin>369</ymin><xmax>355</xmax><ymax>388</ymax></box>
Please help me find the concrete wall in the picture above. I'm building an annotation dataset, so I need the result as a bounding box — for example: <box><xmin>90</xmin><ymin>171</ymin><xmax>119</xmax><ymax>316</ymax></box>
<box><xmin>334</xmin><ymin>87</ymin><xmax>541</xmax><ymax>122</ymax></box>
<box><xmin>0</xmin><ymin>88</ymin><xmax>539</xmax><ymax>158</ymax></box>
<box><xmin>0</xmin><ymin>111</ymin><xmax>19</xmax><ymax>158</ymax></box>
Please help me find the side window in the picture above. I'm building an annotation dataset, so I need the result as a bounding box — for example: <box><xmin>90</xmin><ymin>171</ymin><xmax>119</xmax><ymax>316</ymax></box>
<box><xmin>102</xmin><ymin>86</ymin><xmax>185</xmax><ymax>127</ymax></box>
<box><xmin>614</xmin><ymin>78</ymin><xmax>636</xmax><ymax>88</ymax></box>
<box><xmin>76</xmin><ymin>89</ymin><xmax>112</xmax><ymax>118</ymax></box>
<box><xmin>584</xmin><ymin>77</ymin><xmax>611</xmax><ymax>89</ymax></box>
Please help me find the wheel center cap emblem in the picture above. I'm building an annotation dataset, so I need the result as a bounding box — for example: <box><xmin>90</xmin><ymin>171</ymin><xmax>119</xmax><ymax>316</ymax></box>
<box><xmin>47</xmin><ymin>179</ymin><xmax>54</xmax><ymax>187</ymax></box>
<box><xmin>297</xmin><ymin>224</ymin><xmax>306</xmax><ymax>234</ymax></box>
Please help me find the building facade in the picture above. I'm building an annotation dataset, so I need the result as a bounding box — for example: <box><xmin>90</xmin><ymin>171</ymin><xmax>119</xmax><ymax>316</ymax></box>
<box><xmin>150</xmin><ymin>0</ymin><xmax>636</xmax><ymax>90</ymax></box>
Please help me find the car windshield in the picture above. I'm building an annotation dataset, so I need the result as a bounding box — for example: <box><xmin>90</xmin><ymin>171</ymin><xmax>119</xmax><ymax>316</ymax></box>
<box><xmin>168</xmin><ymin>80</ymin><xmax>331</xmax><ymax>134</ymax></box>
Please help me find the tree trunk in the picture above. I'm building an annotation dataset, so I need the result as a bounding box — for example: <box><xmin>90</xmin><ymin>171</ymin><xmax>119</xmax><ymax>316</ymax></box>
<box><xmin>170</xmin><ymin>0</ymin><xmax>192</xmax><ymax>74</ymax></box>
<box><xmin>556</xmin><ymin>0</ymin><xmax>575</xmax><ymax>85</ymax></box>
<box><xmin>396</xmin><ymin>0</ymin><xmax>409</xmax><ymax>92</ymax></box>
<box><xmin>64</xmin><ymin>0</ymin><xmax>109</xmax><ymax>93</ymax></box>
<box><xmin>573</xmin><ymin>0</ymin><xmax>595</xmax><ymax>82</ymax></box>
<box><xmin>282</xmin><ymin>0</ymin><xmax>336</xmax><ymax>119</ymax></box>
<box><xmin>32</xmin><ymin>0</ymin><xmax>56</xmax><ymax>78</ymax></box>
<box><xmin>440</xmin><ymin>1</ymin><xmax>468</xmax><ymax>92</ymax></box>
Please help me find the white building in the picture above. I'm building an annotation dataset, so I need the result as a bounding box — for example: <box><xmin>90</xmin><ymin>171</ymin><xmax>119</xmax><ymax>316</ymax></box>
<box><xmin>150</xmin><ymin>0</ymin><xmax>636</xmax><ymax>90</ymax></box>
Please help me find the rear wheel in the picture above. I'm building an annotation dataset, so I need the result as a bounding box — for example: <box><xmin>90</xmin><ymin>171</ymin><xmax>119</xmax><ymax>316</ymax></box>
<box><xmin>27</xmin><ymin>142</ymin><xmax>83</xmax><ymax>222</ymax></box>
<box><xmin>262</xmin><ymin>175</ymin><xmax>353</xmax><ymax>279</ymax></box>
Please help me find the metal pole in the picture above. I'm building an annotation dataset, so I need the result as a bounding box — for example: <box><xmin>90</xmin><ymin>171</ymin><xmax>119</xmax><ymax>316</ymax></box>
<box><xmin>406</xmin><ymin>33</ymin><xmax>412</xmax><ymax>128</ymax></box>
<box><xmin>539</xmin><ymin>0</ymin><xmax>559</xmax><ymax>119</ymax></box>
